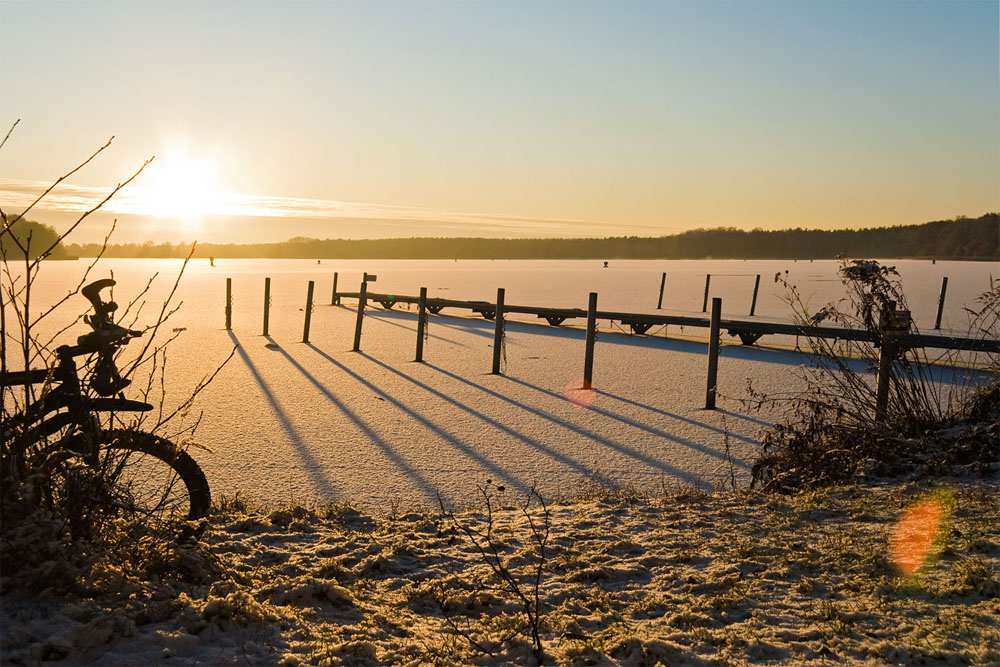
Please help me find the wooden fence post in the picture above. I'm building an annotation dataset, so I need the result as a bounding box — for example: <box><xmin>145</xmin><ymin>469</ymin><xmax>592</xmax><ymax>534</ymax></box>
<box><xmin>415</xmin><ymin>287</ymin><xmax>427</xmax><ymax>362</ymax></box>
<box><xmin>702</xmin><ymin>274</ymin><xmax>711</xmax><ymax>313</ymax></box>
<box><xmin>657</xmin><ymin>272</ymin><xmax>666</xmax><ymax>309</ymax></box>
<box><xmin>353</xmin><ymin>279</ymin><xmax>368</xmax><ymax>352</ymax></box>
<box><xmin>934</xmin><ymin>276</ymin><xmax>948</xmax><ymax>330</ymax></box>
<box><xmin>331</xmin><ymin>272</ymin><xmax>339</xmax><ymax>306</ymax></box>
<box><xmin>225</xmin><ymin>278</ymin><xmax>232</xmax><ymax>330</ymax></box>
<box><xmin>491</xmin><ymin>288</ymin><xmax>506</xmax><ymax>374</ymax></box>
<box><xmin>875</xmin><ymin>301</ymin><xmax>909</xmax><ymax>423</ymax></box>
<box><xmin>749</xmin><ymin>274</ymin><xmax>761</xmax><ymax>316</ymax></box>
<box><xmin>583</xmin><ymin>292</ymin><xmax>598</xmax><ymax>389</ymax></box>
<box><xmin>705</xmin><ymin>297</ymin><xmax>722</xmax><ymax>409</ymax></box>
<box><xmin>263</xmin><ymin>277</ymin><xmax>271</xmax><ymax>336</ymax></box>
<box><xmin>302</xmin><ymin>280</ymin><xmax>314</xmax><ymax>343</ymax></box>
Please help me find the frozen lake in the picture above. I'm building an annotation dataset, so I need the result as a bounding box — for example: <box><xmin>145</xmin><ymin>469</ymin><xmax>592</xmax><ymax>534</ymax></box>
<box><xmin>4</xmin><ymin>258</ymin><xmax>997</xmax><ymax>508</ymax></box>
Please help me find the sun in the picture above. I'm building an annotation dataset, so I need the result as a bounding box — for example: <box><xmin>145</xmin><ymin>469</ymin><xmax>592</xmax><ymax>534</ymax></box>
<box><xmin>139</xmin><ymin>148</ymin><xmax>225</xmax><ymax>225</ymax></box>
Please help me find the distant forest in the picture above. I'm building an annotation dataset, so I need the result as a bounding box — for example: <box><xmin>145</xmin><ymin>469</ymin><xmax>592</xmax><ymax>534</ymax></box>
<box><xmin>21</xmin><ymin>213</ymin><xmax>1000</xmax><ymax>261</ymax></box>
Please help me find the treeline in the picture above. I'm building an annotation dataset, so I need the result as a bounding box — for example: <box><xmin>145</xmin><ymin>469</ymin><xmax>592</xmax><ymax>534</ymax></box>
<box><xmin>52</xmin><ymin>213</ymin><xmax>1000</xmax><ymax>261</ymax></box>
<box><xmin>0</xmin><ymin>217</ymin><xmax>73</xmax><ymax>260</ymax></box>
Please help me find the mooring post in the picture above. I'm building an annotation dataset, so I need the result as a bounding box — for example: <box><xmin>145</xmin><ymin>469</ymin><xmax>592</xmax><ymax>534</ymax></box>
<box><xmin>749</xmin><ymin>274</ymin><xmax>761</xmax><ymax>316</ymax></box>
<box><xmin>875</xmin><ymin>301</ymin><xmax>910</xmax><ymax>423</ymax></box>
<box><xmin>331</xmin><ymin>272</ymin><xmax>339</xmax><ymax>306</ymax></box>
<box><xmin>353</xmin><ymin>275</ymin><xmax>372</xmax><ymax>352</ymax></box>
<box><xmin>702</xmin><ymin>274</ymin><xmax>711</xmax><ymax>313</ymax></box>
<box><xmin>705</xmin><ymin>297</ymin><xmax>722</xmax><ymax>410</ymax></box>
<box><xmin>302</xmin><ymin>280</ymin><xmax>314</xmax><ymax>343</ymax></box>
<box><xmin>263</xmin><ymin>277</ymin><xmax>271</xmax><ymax>336</ymax></box>
<box><xmin>225</xmin><ymin>278</ymin><xmax>232</xmax><ymax>330</ymax></box>
<box><xmin>933</xmin><ymin>276</ymin><xmax>948</xmax><ymax>330</ymax></box>
<box><xmin>415</xmin><ymin>287</ymin><xmax>428</xmax><ymax>362</ymax></box>
<box><xmin>491</xmin><ymin>288</ymin><xmax>506</xmax><ymax>374</ymax></box>
<box><xmin>583</xmin><ymin>292</ymin><xmax>598</xmax><ymax>390</ymax></box>
<box><xmin>657</xmin><ymin>272</ymin><xmax>666</xmax><ymax>309</ymax></box>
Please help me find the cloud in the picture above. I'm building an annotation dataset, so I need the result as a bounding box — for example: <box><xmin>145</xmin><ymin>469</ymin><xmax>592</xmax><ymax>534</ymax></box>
<box><xmin>0</xmin><ymin>178</ymin><xmax>671</xmax><ymax>237</ymax></box>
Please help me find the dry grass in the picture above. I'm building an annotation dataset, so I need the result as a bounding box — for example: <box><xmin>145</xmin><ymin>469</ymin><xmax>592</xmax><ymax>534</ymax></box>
<box><xmin>2</xmin><ymin>479</ymin><xmax>998</xmax><ymax>665</ymax></box>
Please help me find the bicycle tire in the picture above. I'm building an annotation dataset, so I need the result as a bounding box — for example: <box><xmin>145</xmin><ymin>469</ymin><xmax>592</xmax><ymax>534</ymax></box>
<box><xmin>97</xmin><ymin>429</ymin><xmax>211</xmax><ymax>520</ymax></box>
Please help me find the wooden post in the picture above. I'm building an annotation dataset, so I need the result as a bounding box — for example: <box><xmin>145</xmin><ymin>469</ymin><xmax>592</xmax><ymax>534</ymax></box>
<box><xmin>702</xmin><ymin>274</ymin><xmax>711</xmax><ymax>313</ymax></box>
<box><xmin>415</xmin><ymin>287</ymin><xmax>427</xmax><ymax>362</ymax></box>
<box><xmin>263</xmin><ymin>277</ymin><xmax>271</xmax><ymax>336</ymax></box>
<box><xmin>749</xmin><ymin>274</ymin><xmax>761</xmax><ymax>316</ymax></box>
<box><xmin>875</xmin><ymin>301</ymin><xmax>909</xmax><ymax>423</ymax></box>
<box><xmin>934</xmin><ymin>276</ymin><xmax>948</xmax><ymax>330</ymax></box>
<box><xmin>225</xmin><ymin>278</ymin><xmax>232</xmax><ymax>330</ymax></box>
<box><xmin>656</xmin><ymin>272</ymin><xmax>666</xmax><ymax>309</ymax></box>
<box><xmin>352</xmin><ymin>280</ymin><xmax>368</xmax><ymax>352</ymax></box>
<box><xmin>331</xmin><ymin>272</ymin><xmax>339</xmax><ymax>306</ymax></box>
<box><xmin>705</xmin><ymin>297</ymin><xmax>722</xmax><ymax>410</ymax></box>
<box><xmin>491</xmin><ymin>288</ymin><xmax>506</xmax><ymax>374</ymax></box>
<box><xmin>302</xmin><ymin>280</ymin><xmax>314</xmax><ymax>343</ymax></box>
<box><xmin>583</xmin><ymin>292</ymin><xmax>598</xmax><ymax>390</ymax></box>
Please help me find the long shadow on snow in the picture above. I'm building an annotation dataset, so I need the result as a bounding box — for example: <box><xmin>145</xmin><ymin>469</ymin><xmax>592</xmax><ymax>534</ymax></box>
<box><xmin>489</xmin><ymin>373</ymin><xmax>754</xmax><ymax>471</ymax></box>
<box><xmin>422</xmin><ymin>363</ymin><xmax>720</xmax><ymax>479</ymax></box>
<box><xmin>228</xmin><ymin>333</ymin><xmax>338</xmax><ymax>498</ymax></box>
<box><xmin>593</xmin><ymin>390</ymin><xmax>765</xmax><ymax>445</ymax></box>
<box><xmin>350</xmin><ymin>352</ymin><xmax>608</xmax><ymax>485</ymax></box>
<box><xmin>305</xmin><ymin>344</ymin><xmax>538</xmax><ymax>497</ymax></box>
<box><xmin>267</xmin><ymin>343</ymin><xmax>439</xmax><ymax>500</ymax></box>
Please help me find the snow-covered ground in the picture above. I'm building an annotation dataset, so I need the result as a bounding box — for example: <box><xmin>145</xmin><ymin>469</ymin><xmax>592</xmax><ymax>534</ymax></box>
<box><xmin>3</xmin><ymin>482</ymin><xmax>998</xmax><ymax>665</ymax></box>
<box><xmin>5</xmin><ymin>258</ymin><xmax>996</xmax><ymax>509</ymax></box>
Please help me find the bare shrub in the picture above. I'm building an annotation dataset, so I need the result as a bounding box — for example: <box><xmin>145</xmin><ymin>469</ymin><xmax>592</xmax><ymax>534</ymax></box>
<box><xmin>436</xmin><ymin>481</ymin><xmax>550</xmax><ymax>664</ymax></box>
<box><xmin>750</xmin><ymin>259</ymin><xmax>999</xmax><ymax>491</ymax></box>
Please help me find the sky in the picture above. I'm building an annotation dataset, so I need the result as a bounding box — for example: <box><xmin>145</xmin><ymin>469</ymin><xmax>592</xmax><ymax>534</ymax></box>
<box><xmin>1</xmin><ymin>0</ymin><xmax>998</xmax><ymax>244</ymax></box>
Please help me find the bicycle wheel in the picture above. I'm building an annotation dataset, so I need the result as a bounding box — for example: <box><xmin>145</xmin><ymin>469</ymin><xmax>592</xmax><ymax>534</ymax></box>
<box><xmin>96</xmin><ymin>429</ymin><xmax>211</xmax><ymax>520</ymax></box>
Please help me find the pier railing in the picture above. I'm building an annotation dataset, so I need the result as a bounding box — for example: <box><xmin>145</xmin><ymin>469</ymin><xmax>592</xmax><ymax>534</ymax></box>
<box><xmin>224</xmin><ymin>272</ymin><xmax>999</xmax><ymax>415</ymax></box>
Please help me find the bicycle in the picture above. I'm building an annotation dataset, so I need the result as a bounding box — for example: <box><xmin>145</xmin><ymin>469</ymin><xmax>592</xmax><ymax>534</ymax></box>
<box><xmin>1</xmin><ymin>279</ymin><xmax>211</xmax><ymax>520</ymax></box>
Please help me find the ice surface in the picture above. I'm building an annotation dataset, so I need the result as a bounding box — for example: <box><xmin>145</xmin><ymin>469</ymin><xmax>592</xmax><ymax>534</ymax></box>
<box><xmin>5</xmin><ymin>258</ymin><xmax>996</xmax><ymax>508</ymax></box>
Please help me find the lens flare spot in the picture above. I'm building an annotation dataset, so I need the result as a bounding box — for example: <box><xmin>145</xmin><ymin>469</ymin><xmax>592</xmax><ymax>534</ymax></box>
<box><xmin>564</xmin><ymin>380</ymin><xmax>595</xmax><ymax>408</ymax></box>
<box><xmin>889</xmin><ymin>496</ymin><xmax>948</xmax><ymax>576</ymax></box>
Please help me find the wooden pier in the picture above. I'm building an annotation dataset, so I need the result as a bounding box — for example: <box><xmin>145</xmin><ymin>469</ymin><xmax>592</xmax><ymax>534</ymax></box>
<box><xmin>335</xmin><ymin>290</ymin><xmax>1000</xmax><ymax>353</ymax></box>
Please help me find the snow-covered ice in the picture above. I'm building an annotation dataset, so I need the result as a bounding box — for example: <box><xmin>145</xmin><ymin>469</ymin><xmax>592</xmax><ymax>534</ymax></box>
<box><xmin>6</xmin><ymin>258</ymin><xmax>996</xmax><ymax>508</ymax></box>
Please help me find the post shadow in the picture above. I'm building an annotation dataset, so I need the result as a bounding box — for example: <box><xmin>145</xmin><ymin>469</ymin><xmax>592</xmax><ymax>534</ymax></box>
<box><xmin>348</xmin><ymin>352</ymin><xmax>604</xmax><ymax>481</ymax></box>
<box><xmin>305</xmin><ymin>344</ymin><xmax>555</xmax><ymax>494</ymax></box>
<box><xmin>498</xmin><ymin>373</ymin><xmax>753</xmax><ymax>470</ymax></box>
<box><xmin>593</xmin><ymin>390</ymin><xmax>764</xmax><ymax>445</ymax></box>
<box><xmin>227</xmin><ymin>332</ymin><xmax>338</xmax><ymax>498</ymax></box>
<box><xmin>268</xmin><ymin>343</ymin><xmax>439</xmax><ymax>500</ymax></box>
<box><xmin>422</xmin><ymin>363</ymin><xmax>717</xmax><ymax>477</ymax></box>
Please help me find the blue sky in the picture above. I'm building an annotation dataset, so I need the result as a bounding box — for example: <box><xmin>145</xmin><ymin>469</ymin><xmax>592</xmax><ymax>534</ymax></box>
<box><xmin>2</xmin><ymin>0</ymin><xmax>997</xmax><ymax>242</ymax></box>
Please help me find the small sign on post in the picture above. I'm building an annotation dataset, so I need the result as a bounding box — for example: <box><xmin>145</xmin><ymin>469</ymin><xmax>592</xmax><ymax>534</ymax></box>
<box><xmin>353</xmin><ymin>273</ymin><xmax>376</xmax><ymax>352</ymax></box>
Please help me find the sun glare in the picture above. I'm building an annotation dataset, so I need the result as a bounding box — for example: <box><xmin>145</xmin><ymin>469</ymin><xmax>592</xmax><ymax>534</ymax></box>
<box><xmin>140</xmin><ymin>148</ymin><xmax>225</xmax><ymax>225</ymax></box>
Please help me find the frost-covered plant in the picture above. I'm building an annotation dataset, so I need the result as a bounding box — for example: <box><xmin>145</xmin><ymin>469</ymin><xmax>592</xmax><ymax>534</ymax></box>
<box><xmin>437</xmin><ymin>481</ymin><xmax>550</xmax><ymax>664</ymax></box>
<box><xmin>751</xmin><ymin>259</ymin><xmax>999</xmax><ymax>491</ymax></box>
